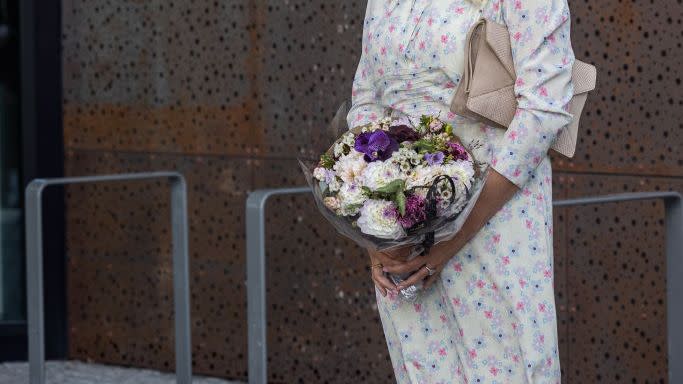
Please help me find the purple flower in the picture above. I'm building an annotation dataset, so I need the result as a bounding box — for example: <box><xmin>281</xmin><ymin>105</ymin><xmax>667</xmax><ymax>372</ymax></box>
<box><xmin>446</xmin><ymin>142</ymin><xmax>469</xmax><ymax>161</ymax></box>
<box><xmin>387</xmin><ymin>125</ymin><xmax>420</xmax><ymax>143</ymax></box>
<box><xmin>354</xmin><ymin>130</ymin><xmax>399</xmax><ymax>162</ymax></box>
<box><xmin>424</xmin><ymin>152</ymin><xmax>445</xmax><ymax>166</ymax></box>
<box><xmin>399</xmin><ymin>194</ymin><xmax>427</xmax><ymax>229</ymax></box>
<box><xmin>383</xmin><ymin>205</ymin><xmax>399</xmax><ymax>220</ymax></box>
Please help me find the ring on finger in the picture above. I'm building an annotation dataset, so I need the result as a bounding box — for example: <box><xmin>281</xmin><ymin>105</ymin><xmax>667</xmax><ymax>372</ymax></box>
<box><xmin>371</xmin><ymin>263</ymin><xmax>383</xmax><ymax>270</ymax></box>
<box><xmin>424</xmin><ymin>264</ymin><xmax>436</xmax><ymax>276</ymax></box>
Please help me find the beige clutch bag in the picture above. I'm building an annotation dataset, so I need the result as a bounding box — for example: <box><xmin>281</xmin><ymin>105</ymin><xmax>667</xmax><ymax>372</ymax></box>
<box><xmin>450</xmin><ymin>19</ymin><xmax>597</xmax><ymax>158</ymax></box>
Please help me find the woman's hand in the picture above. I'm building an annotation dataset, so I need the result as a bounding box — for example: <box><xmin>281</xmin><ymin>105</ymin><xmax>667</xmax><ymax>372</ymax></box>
<box><xmin>383</xmin><ymin>235</ymin><xmax>468</xmax><ymax>290</ymax></box>
<box><xmin>367</xmin><ymin>246</ymin><xmax>412</xmax><ymax>296</ymax></box>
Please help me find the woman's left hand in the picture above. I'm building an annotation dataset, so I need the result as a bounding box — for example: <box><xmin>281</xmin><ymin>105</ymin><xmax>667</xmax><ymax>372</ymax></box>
<box><xmin>382</xmin><ymin>236</ymin><xmax>466</xmax><ymax>290</ymax></box>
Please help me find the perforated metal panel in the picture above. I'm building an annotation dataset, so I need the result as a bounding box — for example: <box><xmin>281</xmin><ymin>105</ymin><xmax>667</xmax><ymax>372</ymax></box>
<box><xmin>555</xmin><ymin>1</ymin><xmax>683</xmax><ymax>176</ymax></box>
<box><xmin>62</xmin><ymin>0</ymin><xmax>682</xmax><ymax>383</ymax></box>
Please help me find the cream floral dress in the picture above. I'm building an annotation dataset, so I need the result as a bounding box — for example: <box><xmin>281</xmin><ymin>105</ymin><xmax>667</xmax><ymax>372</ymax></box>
<box><xmin>347</xmin><ymin>0</ymin><xmax>575</xmax><ymax>382</ymax></box>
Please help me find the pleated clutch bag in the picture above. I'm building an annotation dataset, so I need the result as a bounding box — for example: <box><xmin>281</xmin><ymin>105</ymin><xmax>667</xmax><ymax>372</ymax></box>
<box><xmin>450</xmin><ymin>19</ymin><xmax>597</xmax><ymax>158</ymax></box>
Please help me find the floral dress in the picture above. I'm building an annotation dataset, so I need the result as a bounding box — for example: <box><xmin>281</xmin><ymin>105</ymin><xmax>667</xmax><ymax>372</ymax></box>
<box><xmin>347</xmin><ymin>0</ymin><xmax>575</xmax><ymax>383</ymax></box>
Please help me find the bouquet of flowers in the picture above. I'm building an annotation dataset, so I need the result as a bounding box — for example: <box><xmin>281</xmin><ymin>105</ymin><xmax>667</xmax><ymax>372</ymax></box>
<box><xmin>300</xmin><ymin>108</ymin><xmax>487</xmax><ymax>299</ymax></box>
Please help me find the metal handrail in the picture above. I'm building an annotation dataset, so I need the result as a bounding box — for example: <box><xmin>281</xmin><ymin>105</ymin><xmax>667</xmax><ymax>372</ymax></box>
<box><xmin>246</xmin><ymin>187</ymin><xmax>682</xmax><ymax>384</ymax></box>
<box><xmin>25</xmin><ymin>172</ymin><xmax>192</xmax><ymax>384</ymax></box>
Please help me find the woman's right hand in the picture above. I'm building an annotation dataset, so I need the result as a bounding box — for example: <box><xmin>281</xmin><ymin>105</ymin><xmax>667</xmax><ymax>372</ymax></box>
<box><xmin>368</xmin><ymin>246</ymin><xmax>411</xmax><ymax>297</ymax></box>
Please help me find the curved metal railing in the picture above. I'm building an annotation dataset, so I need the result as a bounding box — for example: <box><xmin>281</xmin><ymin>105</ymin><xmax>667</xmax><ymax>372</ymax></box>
<box><xmin>246</xmin><ymin>188</ymin><xmax>681</xmax><ymax>384</ymax></box>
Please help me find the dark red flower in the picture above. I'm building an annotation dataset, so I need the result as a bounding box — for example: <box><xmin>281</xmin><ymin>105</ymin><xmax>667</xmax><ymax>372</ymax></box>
<box><xmin>388</xmin><ymin>125</ymin><xmax>421</xmax><ymax>143</ymax></box>
<box><xmin>447</xmin><ymin>141</ymin><xmax>469</xmax><ymax>161</ymax></box>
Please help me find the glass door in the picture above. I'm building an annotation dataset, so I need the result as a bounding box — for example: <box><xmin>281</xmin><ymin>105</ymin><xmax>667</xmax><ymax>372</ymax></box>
<box><xmin>0</xmin><ymin>0</ymin><xmax>24</xmax><ymax>324</ymax></box>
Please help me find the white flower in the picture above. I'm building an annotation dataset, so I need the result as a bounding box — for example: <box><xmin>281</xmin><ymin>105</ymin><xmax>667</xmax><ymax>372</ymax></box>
<box><xmin>341</xmin><ymin>132</ymin><xmax>356</xmax><ymax>147</ymax></box>
<box><xmin>333</xmin><ymin>150</ymin><xmax>367</xmax><ymax>184</ymax></box>
<box><xmin>359</xmin><ymin>160</ymin><xmax>403</xmax><ymax>190</ymax></box>
<box><xmin>313</xmin><ymin>167</ymin><xmax>341</xmax><ymax>192</ymax></box>
<box><xmin>437</xmin><ymin>160</ymin><xmax>476</xmax><ymax>216</ymax></box>
<box><xmin>313</xmin><ymin>167</ymin><xmax>327</xmax><ymax>181</ymax></box>
<box><xmin>390</xmin><ymin>147</ymin><xmax>423</xmax><ymax>169</ymax></box>
<box><xmin>337</xmin><ymin>182</ymin><xmax>366</xmax><ymax>216</ymax></box>
<box><xmin>378</xmin><ymin>117</ymin><xmax>393</xmax><ymax>129</ymax></box>
<box><xmin>441</xmin><ymin>160</ymin><xmax>475</xmax><ymax>190</ymax></box>
<box><xmin>333</xmin><ymin>142</ymin><xmax>346</xmax><ymax>158</ymax></box>
<box><xmin>406</xmin><ymin>165</ymin><xmax>444</xmax><ymax>190</ymax></box>
<box><xmin>357</xmin><ymin>200</ymin><xmax>404</xmax><ymax>239</ymax></box>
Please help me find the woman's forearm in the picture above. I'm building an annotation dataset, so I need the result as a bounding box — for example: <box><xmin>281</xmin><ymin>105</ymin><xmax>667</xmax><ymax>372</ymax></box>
<box><xmin>389</xmin><ymin>168</ymin><xmax>521</xmax><ymax>286</ymax></box>
<box><xmin>442</xmin><ymin>169</ymin><xmax>520</xmax><ymax>252</ymax></box>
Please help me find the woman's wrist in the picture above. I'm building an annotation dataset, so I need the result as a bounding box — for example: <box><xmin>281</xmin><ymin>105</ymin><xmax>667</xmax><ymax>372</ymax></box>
<box><xmin>433</xmin><ymin>232</ymin><xmax>467</xmax><ymax>264</ymax></box>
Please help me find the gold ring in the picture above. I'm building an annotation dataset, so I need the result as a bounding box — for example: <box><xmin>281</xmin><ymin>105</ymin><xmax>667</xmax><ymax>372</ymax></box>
<box><xmin>371</xmin><ymin>263</ymin><xmax>383</xmax><ymax>269</ymax></box>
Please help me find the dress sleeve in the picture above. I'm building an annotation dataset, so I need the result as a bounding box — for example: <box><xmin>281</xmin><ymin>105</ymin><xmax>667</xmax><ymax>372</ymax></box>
<box><xmin>490</xmin><ymin>0</ymin><xmax>576</xmax><ymax>188</ymax></box>
<box><xmin>347</xmin><ymin>2</ymin><xmax>387</xmax><ymax>129</ymax></box>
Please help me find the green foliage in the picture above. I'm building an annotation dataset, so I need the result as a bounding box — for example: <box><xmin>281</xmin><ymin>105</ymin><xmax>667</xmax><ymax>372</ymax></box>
<box><xmin>395</xmin><ymin>191</ymin><xmax>406</xmax><ymax>216</ymax></box>
<box><xmin>362</xmin><ymin>179</ymin><xmax>407</xmax><ymax>216</ymax></box>
<box><xmin>319</xmin><ymin>153</ymin><xmax>335</xmax><ymax>169</ymax></box>
<box><xmin>413</xmin><ymin>138</ymin><xmax>448</xmax><ymax>154</ymax></box>
<box><xmin>374</xmin><ymin>179</ymin><xmax>406</xmax><ymax>194</ymax></box>
<box><xmin>345</xmin><ymin>203</ymin><xmax>365</xmax><ymax>212</ymax></box>
<box><xmin>419</xmin><ymin>115</ymin><xmax>433</xmax><ymax>127</ymax></box>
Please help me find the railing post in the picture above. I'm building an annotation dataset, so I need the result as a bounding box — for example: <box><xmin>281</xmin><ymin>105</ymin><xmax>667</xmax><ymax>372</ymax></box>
<box><xmin>246</xmin><ymin>187</ymin><xmax>311</xmax><ymax>384</ymax></box>
<box><xmin>25</xmin><ymin>180</ymin><xmax>47</xmax><ymax>384</ymax></box>
<box><xmin>245</xmin><ymin>188</ymin><xmax>681</xmax><ymax>384</ymax></box>
<box><xmin>246</xmin><ymin>192</ymin><xmax>267</xmax><ymax>384</ymax></box>
<box><xmin>171</xmin><ymin>176</ymin><xmax>192</xmax><ymax>384</ymax></box>
<box><xmin>665</xmin><ymin>195</ymin><xmax>682</xmax><ymax>384</ymax></box>
<box><xmin>24</xmin><ymin>172</ymin><xmax>192</xmax><ymax>384</ymax></box>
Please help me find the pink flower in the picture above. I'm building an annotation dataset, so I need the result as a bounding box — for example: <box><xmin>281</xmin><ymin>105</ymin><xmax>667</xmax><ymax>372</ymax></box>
<box><xmin>399</xmin><ymin>194</ymin><xmax>428</xmax><ymax>229</ymax></box>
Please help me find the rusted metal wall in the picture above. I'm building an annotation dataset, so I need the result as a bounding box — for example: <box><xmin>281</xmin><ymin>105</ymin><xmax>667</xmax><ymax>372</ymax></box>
<box><xmin>62</xmin><ymin>1</ymin><xmax>682</xmax><ymax>383</ymax></box>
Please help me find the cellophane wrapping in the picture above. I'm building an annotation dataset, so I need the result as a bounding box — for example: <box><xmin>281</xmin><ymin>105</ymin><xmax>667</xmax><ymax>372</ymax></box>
<box><xmin>299</xmin><ymin>103</ymin><xmax>489</xmax><ymax>300</ymax></box>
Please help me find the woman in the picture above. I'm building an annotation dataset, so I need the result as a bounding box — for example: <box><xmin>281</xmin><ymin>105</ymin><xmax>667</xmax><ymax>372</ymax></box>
<box><xmin>347</xmin><ymin>0</ymin><xmax>575</xmax><ymax>382</ymax></box>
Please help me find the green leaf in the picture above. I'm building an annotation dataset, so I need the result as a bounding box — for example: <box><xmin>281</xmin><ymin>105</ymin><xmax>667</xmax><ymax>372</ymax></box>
<box><xmin>319</xmin><ymin>153</ymin><xmax>335</xmax><ymax>169</ymax></box>
<box><xmin>413</xmin><ymin>139</ymin><xmax>438</xmax><ymax>154</ymax></box>
<box><xmin>395</xmin><ymin>191</ymin><xmax>406</xmax><ymax>216</ymax></box>
<box><xmin>345</xmin><ymin>203</ymin><xmax>364</xmax><ymax>212</ymax></box>
<box><xmin>375</xmin><ymin>179</ymin><xmax>405</xmax><ymax>194</ymax></box>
